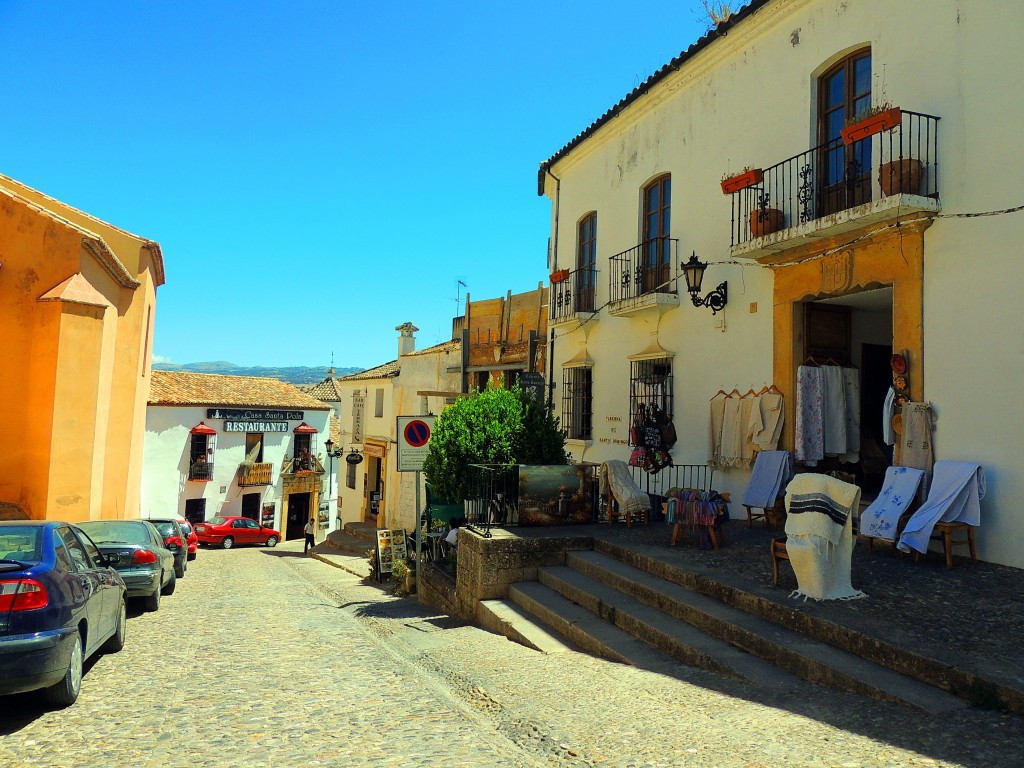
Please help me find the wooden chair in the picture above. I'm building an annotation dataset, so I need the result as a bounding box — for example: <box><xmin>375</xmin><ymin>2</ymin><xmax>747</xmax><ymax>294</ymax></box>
<box><xmin>604</xmin><ymin>487</ymin><xmax>649</xmax><ymax>527</ymax></box>
<box><xmin>744</xmin><ymin>496</ymin><xmax>785</xmax><ymax>529</ymax></box>
<box><xmin>914</xmin><ymin>521</ymin><xmax>977</xmax><ymax>569</ymax></box>
<box><xmin>770</xmin><ymin>536</ymin><xmax>791</xmax><ymax>586</ymax></box>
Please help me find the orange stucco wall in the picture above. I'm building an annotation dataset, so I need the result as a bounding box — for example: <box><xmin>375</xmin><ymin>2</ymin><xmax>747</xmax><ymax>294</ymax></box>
<box><xmin>771</xmin><ymin>219</ymin><xmax>929</xmax><ymax>452</ymax></box>
<box><xmin>0</xmin><ymin>180</ymin><xmax>159</xmax><ymax>522</ymax></box>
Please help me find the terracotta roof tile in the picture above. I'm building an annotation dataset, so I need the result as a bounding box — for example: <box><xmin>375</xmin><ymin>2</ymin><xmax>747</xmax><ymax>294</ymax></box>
<box><xmin>149</xmin><ymin>371</ymin><xmax>330</xmax><ymax>410</ymax></box>
<box><xmin>306</xmin><ymin>377</ymin><xmax>344</xmax><ymax>400</ymax></box>
<box><xmin>405</xmin><ymin>338</ymin><xmax>461</xmax><ymax>357</ymax></box>
<box><xmin>338</xmin><ymin>359</ymin><xmax>400</xmax><ymax>381</ymax></box>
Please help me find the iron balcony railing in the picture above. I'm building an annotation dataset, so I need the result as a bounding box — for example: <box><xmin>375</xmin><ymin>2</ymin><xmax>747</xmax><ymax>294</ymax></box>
<box><xmin>284</xmin><ymin>454</ymin><xmax>325</xmax><ymax>475</ymax></box>
<box><xmin>237</xmin><ymin>462</ymin><xmax>274</xmax><ymax>487</ymax></box>
<box><xmin>549</xmin><ymin>267</ymin><xmax>598</xmax><ymax>322</ymax></box>
<box><xmin>729</xmin><ymin>110</ymin><xmax>940</xmax><ymax>247</ymax></box>
<box><xmin>608</xmin><ymin>237</ymin><xmax>679</xmax><ymax>304</ymax></box>
<box><xmin>188</xmin><ymin>460</ymin><xmax>214</xmax><ymax>482</ymax></box>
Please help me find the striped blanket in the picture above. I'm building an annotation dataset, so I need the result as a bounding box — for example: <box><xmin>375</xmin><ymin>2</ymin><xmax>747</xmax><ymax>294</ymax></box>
<box><xmin>784</xmin><ymin>473</ymin><xmax>864</xmax><ymax>601</ymax></box>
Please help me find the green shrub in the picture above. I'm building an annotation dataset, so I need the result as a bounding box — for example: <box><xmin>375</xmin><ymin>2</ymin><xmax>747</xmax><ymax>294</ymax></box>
<box><xmin>423</xmin><ymin>382</ymin><xmax>569</xmax><ymax>501</ymax></box>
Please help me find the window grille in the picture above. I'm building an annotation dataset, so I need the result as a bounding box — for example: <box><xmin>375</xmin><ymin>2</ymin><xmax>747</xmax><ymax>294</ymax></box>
<box><xmin>628</xmin><ymin>357</ymin><xmax>673</xmax><ymax>446</ymax></box>
<box><xmin>561</xmin><ymin>367</ymin><xmax>593</xmax><ymax>440</ymax></box>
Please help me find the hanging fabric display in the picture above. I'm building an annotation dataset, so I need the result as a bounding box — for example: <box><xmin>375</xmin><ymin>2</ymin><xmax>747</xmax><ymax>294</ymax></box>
<box><xmin>628</xmin><ymin>403</ymin><xmax>675</xmax><ymax>474</ymax></box>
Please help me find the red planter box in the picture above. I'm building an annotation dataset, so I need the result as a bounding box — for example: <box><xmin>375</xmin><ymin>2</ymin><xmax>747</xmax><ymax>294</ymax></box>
<box><xmin>720</xmin><ymin>168</ymin><xmax>763</xmax><ymax>195</ymax></box>
<box><xmin>841</xmin><ymin>107</ymin><xmax>902</xmax><ymax>145</ymax></box>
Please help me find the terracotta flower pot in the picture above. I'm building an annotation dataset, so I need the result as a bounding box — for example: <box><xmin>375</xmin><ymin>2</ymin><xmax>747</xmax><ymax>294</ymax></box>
<box><xmin>878</xmin><ymin>159</ymin><xmax>923</xmax><ymax>196</ymax></box>
<box><xmin>841</xmin><ymin>107</ymin><xmax>902</xmax><ymax>145</ymax></box>
<box><xmin>721</xmin><ymin>169</ymin><xmax>763</xmax><ymax>195</ymax></box>
<box><xmin>750</xmin><ymin>208</ymin><xmax>784</xmax><ymax>238</ymax></box>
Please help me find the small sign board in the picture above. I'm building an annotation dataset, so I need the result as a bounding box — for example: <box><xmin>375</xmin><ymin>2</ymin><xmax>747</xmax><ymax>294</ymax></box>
<box><xmin>375</xmin><ymin>528</ymin><xmax>407</xmax><ymax>578</ymax></box>
<box><xmin>519</xmin><ymin>371</ymin><xmax>545</xmax><ymax>401</ymax></box>
<box><xmin>396</xmin><ymin>415</ymin><xmax>436</xmax><ymax>472</ymax></box>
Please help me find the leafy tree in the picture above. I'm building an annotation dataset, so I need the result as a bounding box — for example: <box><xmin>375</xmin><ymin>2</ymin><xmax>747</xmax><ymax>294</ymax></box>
<box><xmin>423</xmin><ymin>383</ymin><xmax>569</xmax><ymax>501</ymax></box>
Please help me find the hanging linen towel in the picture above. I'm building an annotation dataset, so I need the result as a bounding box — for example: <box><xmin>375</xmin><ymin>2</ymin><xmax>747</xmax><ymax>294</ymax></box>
<box><xmin>882</xmin><ymin>387</ymin><xmax>896</xmax><ymax>446</ymax></box>
<box><xmin>708</xmin><ymin>395</ymin><xmax>728</xmax><ymax>470</ymax></box>
<box><xmin>739</xmin><ymin>396</ymin><xmax>756</xmax><ymax>469</ymax></box>
<box><xmin>897</xmin><ymin>462</ymin><xmax>985</xmax><ymax>555</ymax></box>
<box><xmin>899</xmin><ymin>402</ymin><xmax>935</xmax><ymax>474</ymax></box>
<box><xmin>741</xmin><ymin>450</ymin><xmax>793</xmax><ymax>509</ymax></box>
<box><xmin>784</xmin><ymin>473</ymin><xmax>865</xmax><ymax>601</ymax></box>
<box><xmin>841</xmin><ymin>368</ymin><xmax>861</xmax><ymax>463</ymax></box>
<box><xmin>719</xmin><ymin>396</ymin><xmax>744</xmax><ymax>468</ymax></box>
<box><xmin>821</xmin><ymin>365</ymin><xmax>847</xmax><ymax>457</ymax></box>
<box><xmin>751</xmin><ymin>392</ymin><xmax>785</xmax><ymax>451</ymax></box>
<box><xmin>795</xmin><ymin>366</ymin><xmax>824</xmax><ymax>466</ymax></box>
<box><xmin>859</xmin><ymin>466</ymin><xmax>926</xmax><ymax>540</ymax></box>
<box><xmin>599</xmin><ymin>460</ymin><xmax>652</xmax><ymax>520</ymax></box>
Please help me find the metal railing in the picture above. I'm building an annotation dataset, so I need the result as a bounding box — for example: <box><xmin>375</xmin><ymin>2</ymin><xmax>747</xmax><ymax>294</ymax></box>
<box><xmin>283</xmin><ymin>454</ymin><xmax>325</xmax><ymax>475</ymax></box>
<box><xmin>549</xmin><ymin>267</ymin><xmax>598</xmax><ymax>322</ymax></box>
<box><xmin>237</xmin><ymin>462</ymin><xmax>274</xmax><ymax>487</ymax></box>
<box><xmin>187</xmin><ymin>461</ymin><xmax>214</xmax><ymax>482</ymax></box>
<box><xmin>624</xmin><ymin>463</ymin><xmax>715</xmax><ymax>519</ymax></box>
<box><xmin>729</xmin><ymin>110</ymin><xmax>940</xmax><ymax>247</ymax></box>
<box><xmin>608</xmin><ymin>237</ymin><xmax>679</xmax><ymax>304</ymax></box>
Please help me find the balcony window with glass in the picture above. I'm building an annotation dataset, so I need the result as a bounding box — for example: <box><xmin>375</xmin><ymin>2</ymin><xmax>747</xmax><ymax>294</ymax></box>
<box><xmin>576</xmin><ymin>213</ymin><xmax>597</xmax><ymax>312</ymax></box>
<box><xmin>188</xmin><ymin>422</ymin><xmax>216</xmax><ymax>481</ymax></box>
<box><xmin>642</xmin><ymin>175</ymin><xmax>672</xmax><ymax>292</ymax></box>
<box><xmin>818</xmin><ymin>49</ymin><xmax>872</xmax><ymax>215</ymax></box>
<box><xmin>628</xmin><ymin>357</ymin><xmax>673</xmax><ymax>446</ymax></box>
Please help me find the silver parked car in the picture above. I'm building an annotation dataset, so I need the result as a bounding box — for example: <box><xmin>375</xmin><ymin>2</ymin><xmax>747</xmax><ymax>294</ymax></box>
<box><xmin>76</xmin><ymin>521</ymin><xmax>175</xmax><ymax>612</ymax></box>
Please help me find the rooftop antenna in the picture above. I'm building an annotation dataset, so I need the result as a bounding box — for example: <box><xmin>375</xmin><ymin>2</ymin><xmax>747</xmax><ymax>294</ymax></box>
<box><xmin>456</xmin><ymin>279</ymin><xmax>467</xmax><ymax>316</ymax></box>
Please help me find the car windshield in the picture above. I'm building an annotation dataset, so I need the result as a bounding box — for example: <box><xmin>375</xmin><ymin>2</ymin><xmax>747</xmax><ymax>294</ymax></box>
<box><xmin>0</xmin><ymin>526</ymin><xmax>43</xmax><ymax>563</ymax></box>
<box><xmin>208</xmin><ymin>517</ymin><xmax>229</xmax><ymax>526</ymax></box>
<box><xmin>78</xmin><ymin>521</ymin><xmax>153</xmax><ymax>545</ymax></box>
<box><xmin>178</xmin><ymin>521</ymin><xmax>193</xmax><ymax>536</ymax></box>
<box><xmin>148</xmin><ymin>521</ymin><xmax>177</xmax><ymax>537</ymax></box>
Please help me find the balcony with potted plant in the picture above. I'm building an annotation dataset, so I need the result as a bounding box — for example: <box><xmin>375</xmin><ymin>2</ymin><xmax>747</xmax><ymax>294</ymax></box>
<box><xmin>549</xmin><ymin>266</ymin><xmax>599</xmax><ymax>325</ymax></box>
<box><xmin>723</xmin><ymin>109</ymin><xmax>940</xmax><ymax>263</ymax></box>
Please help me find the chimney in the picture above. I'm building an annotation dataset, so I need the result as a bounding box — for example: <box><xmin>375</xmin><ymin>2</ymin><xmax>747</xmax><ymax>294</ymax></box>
<box><xmin>396</xmin><ymin>322</ymin><xmax>418</xmax><ymax>357</ymax></box>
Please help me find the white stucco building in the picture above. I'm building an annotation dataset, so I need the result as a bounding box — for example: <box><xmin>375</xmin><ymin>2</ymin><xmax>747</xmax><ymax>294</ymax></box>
<box><xmin>143</xmin><ymin>371</ymin><xmax>333</xmax><ymax>541</ymax></box>
<box><xmin>315</xmin><ymin>323</ymin><xmax>462</xmax><ymax>533</ymax></box>
<box><xmin>539</xmin><ymin>0</ymin><xmax>1024</xmax><ymax>566</ymax></box>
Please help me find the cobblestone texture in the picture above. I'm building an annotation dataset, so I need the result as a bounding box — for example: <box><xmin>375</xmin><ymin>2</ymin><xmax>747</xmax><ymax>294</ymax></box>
<box><xmin>2</xmin><ymin>539</ymin><xmax>1023</xmax><ymax>768</ymax></box>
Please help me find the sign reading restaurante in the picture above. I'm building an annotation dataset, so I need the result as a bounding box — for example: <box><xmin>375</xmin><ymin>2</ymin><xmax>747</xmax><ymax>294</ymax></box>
<box><xmin>223</xmin><ymin>421</ymin><xmax>289</xmax><ymax>433</ymax></box>
<box><xmin>207</xmin><ymin>408</ymin><xmax>304</xmax><ymax>421</ymax></box>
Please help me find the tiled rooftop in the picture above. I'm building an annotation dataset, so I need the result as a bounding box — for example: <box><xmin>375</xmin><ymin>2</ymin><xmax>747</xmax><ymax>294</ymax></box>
<box><xmin>149</xmin><ymin>370</ymin><xmax>330</xmax><ymax>410</ymax></box>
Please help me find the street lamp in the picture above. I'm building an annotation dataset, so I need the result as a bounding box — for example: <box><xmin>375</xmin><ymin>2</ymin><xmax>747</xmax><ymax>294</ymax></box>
<box><xmin>323</xmin><ymin>438</ymin><xmax>343</xmax><ymax>526</ymax></box>
<box><xmin>681</xmin><ymin>251</ymin><xmax>728</xmax><ymax>314</ymax></box>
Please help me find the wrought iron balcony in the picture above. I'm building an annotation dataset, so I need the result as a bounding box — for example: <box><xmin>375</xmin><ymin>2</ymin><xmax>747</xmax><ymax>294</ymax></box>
<box><xmin>549</xmin><ymin>267</ymin><xmax>598</xmax><ymax>323</ymax></box>
<box><xmin>187</xmin><ymin>460</ymin><xmax>214</xmax><ymax>482</ymax></box>
<box><xmin>237</xmin><ymin>462</ymin><xmax>274</xmax><ymax>487</ymax></box>
<box><xmin>608</xmin><ymin>237</ymin><xmax>679</xmax><ymax>312</ymax></box>
<box><xmin>283</xmin><ymin>454</ymin><xmax>325</xmax><ymax>475</ymax></box>
<box><xmin>728</xmin><ymin>110</ymin><xmax>940</xmax><ymax>252</ymax></box>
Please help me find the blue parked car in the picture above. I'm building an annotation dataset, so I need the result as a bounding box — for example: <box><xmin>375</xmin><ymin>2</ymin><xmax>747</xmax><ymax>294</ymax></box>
<box><xmin>0</xmin><ymin>521</ymin><xmax>127</xmax><ymax>707</ymax></box>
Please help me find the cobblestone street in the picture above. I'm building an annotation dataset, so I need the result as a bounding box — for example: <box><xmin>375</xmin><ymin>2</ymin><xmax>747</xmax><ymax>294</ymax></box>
<box><xmin>2</xmin><ymin>541</ymin><xmax>1022</xmax><ymax>768</ymax></box>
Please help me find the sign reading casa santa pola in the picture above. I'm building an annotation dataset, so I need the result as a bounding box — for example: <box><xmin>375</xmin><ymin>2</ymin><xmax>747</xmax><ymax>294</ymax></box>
<box><xmin>207</xmin><ymin>408</ymin><xmax>304</xmax><ymax>421</ymax></box>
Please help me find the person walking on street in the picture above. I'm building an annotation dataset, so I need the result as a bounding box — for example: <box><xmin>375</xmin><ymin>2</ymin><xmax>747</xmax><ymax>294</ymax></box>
<box><xmin>303</xmin><ymin>518</ymin><xmax>316</xmax><ymax>554</ymax></box>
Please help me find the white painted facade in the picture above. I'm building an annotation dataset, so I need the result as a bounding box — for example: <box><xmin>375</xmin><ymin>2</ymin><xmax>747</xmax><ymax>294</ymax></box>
<box><xmin>541</xmin><ymin>0</ymin><xmax>1024</xmax><ymax>566</ymax></box>
<box><xmin>331</xmin><ymin>328</ymin><xmax>462</xmax><ymax>534</ymax></box>
<box><xmin>142</xmin><ymin>404</ymin><xmax>332</xmax><ymax>537</ymax></box>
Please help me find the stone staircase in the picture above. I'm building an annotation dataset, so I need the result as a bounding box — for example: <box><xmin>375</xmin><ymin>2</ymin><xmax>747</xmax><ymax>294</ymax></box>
<box><xmin>308</xmin><ymin>522</ymin><xmax>379</xmax><ymax>578</ymax></box>
<box><xmin>497</xmin><ymin>544</ymin><xmax>966</xmax><ymax>714</ymax></box>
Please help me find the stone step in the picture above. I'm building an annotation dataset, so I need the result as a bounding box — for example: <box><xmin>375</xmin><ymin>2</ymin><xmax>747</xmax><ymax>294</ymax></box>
<box><xmin>536</xmin><ymin>566</ymin><xmax>803</xmax><ymax>693</ymax></box>
<box><xmin>477</xmin><ymin>599</ymin><xmax>578</xmax><ymax>654</ymax></box>
<box><xmin>564</xmin><ymin>550</ymin><xmax>966</xmax><ymax>714</ymax></box>
<box><xmin>343</xmin><ymin>521</ymin><xmax>381</xmax><ymax>542</ymax></box>
<box><xmin>508</xmin><ymin>581</ymin><xmax>687</xmax><ymax>676</ymax></box>
<box><xmin>325</xmin><ymin>529</ymin><xmax>377</xmax><ymax>556</ymax></box>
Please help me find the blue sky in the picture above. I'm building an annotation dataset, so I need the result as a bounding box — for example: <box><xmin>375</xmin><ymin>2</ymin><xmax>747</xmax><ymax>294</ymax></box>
<box><xmin>1</xmin><ymin>1</ymin><xmax>712</xmax><ymax>368</ymax></box>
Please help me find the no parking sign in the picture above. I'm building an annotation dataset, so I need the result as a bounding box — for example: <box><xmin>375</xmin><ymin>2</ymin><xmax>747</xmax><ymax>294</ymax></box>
<box><xmin>396</xmin><ymin>415</ymin><xmax>436</xmax><ymax>472</ymax></box>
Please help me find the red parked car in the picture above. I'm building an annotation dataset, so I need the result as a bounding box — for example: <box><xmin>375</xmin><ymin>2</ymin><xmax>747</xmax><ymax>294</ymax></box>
<box><xmin>176</xmin><ymin>519</ymin><xmax>199</xmax><ymax>561</ymax></box>
<box><xmin>193</xmin><ymin>517</ymin><xmax>280</xmax><ymax>549</ymax></box>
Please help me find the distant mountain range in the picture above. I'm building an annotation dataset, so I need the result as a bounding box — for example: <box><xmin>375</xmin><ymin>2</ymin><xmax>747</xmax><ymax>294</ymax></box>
<box><xmin>152</xmin><ymin>361</ymin><xmax>363</xmax><ymax>386</ymax></box>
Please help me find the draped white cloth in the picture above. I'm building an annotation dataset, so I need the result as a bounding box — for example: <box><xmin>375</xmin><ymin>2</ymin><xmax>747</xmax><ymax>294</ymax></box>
<box><xmin>795</xmin><ymin>366</ymin><xmax>824</xmax><ymax>466</ymax></box>
<box><xmin>599</xmin><ymin>460</ymin><xmax>652</xmax><ymax>520</ymax></box>
<box><xmin>821</xmin><ymin>365</ymin><xmax>848</xmax><ymax>457</ymax></box>
<box><xmin>859</xmin><ymin>466</ymin><xmax>926</xmax><ymax>541</ymax></box>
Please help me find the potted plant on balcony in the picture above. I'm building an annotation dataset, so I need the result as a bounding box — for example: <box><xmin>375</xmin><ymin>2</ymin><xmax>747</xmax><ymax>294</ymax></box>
<box><xmin>550</xmin><ymin>269</ymin><xmax>570</xmax><ymax>283</ymax></box>
<box><xmin>878</xmin><ymin>157</ymin><xmax>923</xmax><ymax>196</ymax></box>
<box><xmin>721</xmin><ymin>167</ymin><xmax>763</xmax><ymax>195</ymax></box>
<box><xmin>841</xmin><ymin>105</ymin><xmax>902</xmax><ymax>145</ymax></box>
